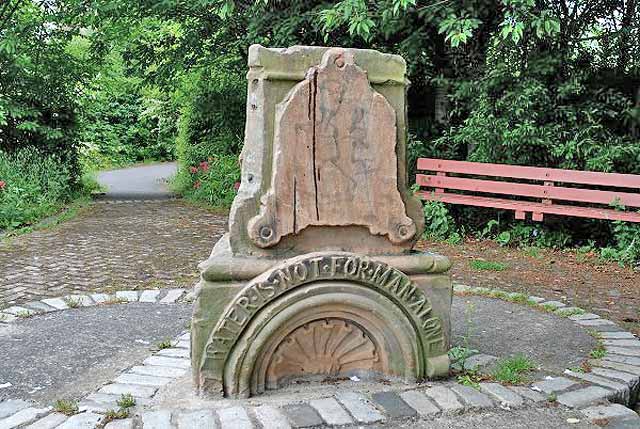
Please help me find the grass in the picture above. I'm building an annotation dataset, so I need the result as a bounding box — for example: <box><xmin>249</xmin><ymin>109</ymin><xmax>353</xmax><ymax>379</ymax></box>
<box><xmin>16</xmin><ymin>310</ymin><xmax>33</xmax><ymax>318</ymax></box>
<box><xmin>63</xmin><ymin>296</ymin><xmax>81</xmax><ymax>308</ymax></box>
<box><xmin>102</xmin><ymin>296</ymin><xmax>128</xmax><ymax>305</ymax></box>
<box><xmin>590</xmin><ymin>342</ymin><xmax>607</xmax><ymax>359</ymax></box>
<box><xmin>53</xmin><ymin>399</ymin><xmax>79</xmax><ymax>416</ymax></box>
<box><xmin>469</xmin><ymin>260</ymin><xmax>509</xmax><ymax>272</ymax></box>
<box><xmin>105</xmin><ymin>408</ymin><xmax>130</xmax><ymax>420</ymax></box>
<box><xmin>116</xmin><ymin>393</ymin><xmax>136</xmax><ymax>409</ymax></box>
<box><xmin>492</xmin><ymin>355</ymin><xmax>537</xmax><ymax>384</ymax></box>
<box><xmin>156</xmin><ymin>339</ymin><xmax>173</xmax><ymax>350</ymax></box>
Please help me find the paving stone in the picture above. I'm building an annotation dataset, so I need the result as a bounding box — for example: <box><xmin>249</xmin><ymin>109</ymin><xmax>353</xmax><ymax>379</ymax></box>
<box><xmin>104</xmin><ymin>419</ymin><xmax>135</xmax><ymax>429</ymax></box>
<box><xmin>556</xmin><ymin>386</ymin><xmax>612</xmax><ymax>408</ymax></box>
<box><xmin>581</xmin><ymin>403</ymin><xmax>640</xmax><ymax>423</ymax></box>
<box><xmin>528</xmin><ymin>296</ymin><xmax>546</xmax><ymax>304</ymax></box>
<box><xmin>218</xmin><ymin>406</ymin><xmax>253</xmax><ymax>429</ymax></box>
<box><xmin>56</xmin><ymin>412</ymin><xmax>103</xmax><ymax>429</ymax></box>
<box><xmin>0</xmin><ymin>399</ymin><xmax>30</xmax><ymax>419</ymax></box>
<box><xmin>3</xmin><ymin>306</ymin><xmax>35</xmax><ymax>316</ymax></box>
<box><xmin>141</xmin><ymin>410</ymin><xmax>172</xmax><ymax>428</ymax></box>
<box><xmin>564</xmin><ymin>370</ymin><xmax>630</xmax><ymax>397</ymax></box>
<box><xmin>599</xmin><ymin>332</ymin><xmax>637</xmax><ymax>340</ymax></box>
<box><xmin>282</xmin><ymin>403</ymin><xmax>325</xmax><ymax>428</ymax></box>
<box><xmin>143</xmin><ymin>356</ymin><xmax>191</xmax><ymax>369</ymax></box>
<box><xmin>22</xmin><ymin>301</ymin><xmax>56</xmax><ymax>313</ymax></box>
<box><xmin>41</xmin><ymin>297</ymin><xmax>69</xmax><ymax>310</ymax></box>
<box><xmin>175</xmin><ymin>409</ymin><xmax>217</xmax><ymax>429</ymax></box>
<box><xmin>174</xmin><ymin>340</ymin><xmax>190</xmax><ymax>349</ymax></box>
<box><xmin>540</xmin><ymin>300</ymin><xmax>566</xmax><ymax>309</ymax></box>
<box><xmin>66</xmin><ymin>295</ymin><xmax>94</xmax><ymax>307</ymax></box>
<box><xmin>603</xmin><ymin>339</ymin><xmax>640</xmax><ymax>348</ymax></box>
<box><xmin>590</xmin><ymin>367</ymin><xmax>640</xmax><ymax>384</ymax></box>
<box><xmin>253</xmin><ymin>405</ymin><xmax>292</xmax><ymax>429</ymax></box>
<box><xmin>98</xmin><ymin>383</ymin><xmax>158</xmax><ymax>398</ymax></box>
<box><xmin>606</xmin><ymin>347</ymin><xmax>640</xmax><ymax>357</ymax></box>
<box><xmin>462</xmin><ymin>353</ymin><xmax>498</xmax><ymax>371</ymax></box>
<box><xmin>0</xmin><ymin>406</ymin><xmax>50</xmax><ymax>428</ymax></box>
<box><xmin>555</xmin><ymin>306</ymin><xmax>583</xmax><ymax>315</ymax></box>
<box><xmin>160</xmin><ymin>288</ymin><xmax>186</xmax><ymax>304</ymax></box>
<box><xmin>24</xmin><ymin>412</ymin><xmax>67</xmax><ymax>429</ymax></box>
<box><xmin>309</xmin><ymin>397</ymin><xmax>353</xmax><ymax>425</ymax></box>
<box><xmin>422</xmin><ymin>386</ymin><xmax>464</xmax><ymax>412</ymax></box>
<box><xmin>139</xmin><ymin>290</ymin><xmax>161</xmax><ymax>303</ymax></box>
<box><xmin>507</xmin><ymin>386</ymin><xmax>546</xmax><ymax>403</ymax></box>
<box><xmin>90</xmin><ymin>293</ymin><xmax>110</xmax><ymax>304</ymax></box>
<box><xmin>532</xmin><ymin>376</ymin><xmax>578</xmax><ymax>394</ymax></box>
<box><xmin>157</xmin><ymin>347</ymin><xmax>190</xmax><ymax>358</ymax></box>
<box><xmin>116</xmin><ymin>291</ymin><xmax>139</xmax><ymax>302</ymax></box>
<box><xmin>569</xmin><ymin>313</ymin><xmax>601</xmax><ymax>321</ymax></box>
<box><xmin>589</xmin><ymin>359</ymin><xmax>640</xmax><ymax>376</ymax></box>
<box><xmin>577</xmin><ymin>319</ymin><xmax>617</xmax><ymax>327</ymax></box>
<box><xmin>179</xmin><ymin>332</ymin><xmax>190</xmax><ymax>341</ymax></box>
<box><xmin>399</xmin><ymin>390</ymin><xmax>440</xmax><ymax>416</ymax></box>
<box><xmin>335</xmin><ymin>392</ymin><xmax>385</xmax><ymax>423</ymax></box>
<box><xmin>479</xmin><ymin>383</ymin><xmax>523</xmax><ymax>407</ymax></box>
<box><xmin>0</xmin><ymin>312</ymin><xmax>18</xmax><ymax>323</ymax></box>
<box><xmin>450</xmin><ymin>384</ymin><xmax>495</xmax><ymax>409</ymax></box>
<box><xmin>129</xmin><ymin>365</ymin><xmax>187</xmax><ymax>378</ymax></box>
<box><xmin>114</xmin><ymin>373</ymin><xmax>174</xmax><ymax>387</ymax></box>
<box><xmin>371</xmin><ymin>391</ymin><xmax>417</xmax><ymax>418</ymax></box>
<box><xmin>604</xmin><ymin>355</ymin><xmax>640</xmax><ymax>367</ymax></box>
<box><xmin>453</xmin><ymin>284</ymin><xmax>470</xmax><ymax>293</ymax></box>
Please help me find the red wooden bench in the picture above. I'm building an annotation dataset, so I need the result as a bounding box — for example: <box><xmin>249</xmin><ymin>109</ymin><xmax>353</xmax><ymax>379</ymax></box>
<box><xmin>416</xmin><ymin>158</ymin><xmax>640</xmax><ymax>223</ymax></box>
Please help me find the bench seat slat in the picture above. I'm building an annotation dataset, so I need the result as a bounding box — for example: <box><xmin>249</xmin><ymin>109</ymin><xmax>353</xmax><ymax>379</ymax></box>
<box><xmin>417</xmin><ymin>158</ymin><xmax>640</xmax><ymax>189</ymax></box>
<box><xmin>417</xmin><ymin>192</ymin><xmax>640</xmax><ymax>223</ymax></box>
<box><xmin>417</xmin><ymin>174</ymin><xmax>640</xmax><ymax>208</ymax></box>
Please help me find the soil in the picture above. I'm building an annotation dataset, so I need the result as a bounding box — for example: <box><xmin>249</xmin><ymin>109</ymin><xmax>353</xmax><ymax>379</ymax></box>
<box><xmin>417</xmin><ymin>238</ymin><xmax>640</xmax><ymax>336</ymax></box>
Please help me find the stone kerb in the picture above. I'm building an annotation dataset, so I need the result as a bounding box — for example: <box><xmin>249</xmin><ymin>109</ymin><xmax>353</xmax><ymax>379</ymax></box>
<box><xmin>196</xmin><ymin>252</ymin><xmax>450</xmax><ymax>398</ymax></box>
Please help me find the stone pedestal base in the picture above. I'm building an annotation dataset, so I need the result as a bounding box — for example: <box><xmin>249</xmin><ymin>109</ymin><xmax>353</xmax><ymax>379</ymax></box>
<box><xmin>191</xmin><ymin>236</ymin><xmax>452</xmax><ymax>398</ymax></box>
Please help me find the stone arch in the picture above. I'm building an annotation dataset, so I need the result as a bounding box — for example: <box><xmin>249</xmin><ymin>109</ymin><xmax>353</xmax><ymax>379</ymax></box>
<box><xmin>199</xmin><ymin>252</ymin><xmax>449</xmax><ymax>398</ymax></box>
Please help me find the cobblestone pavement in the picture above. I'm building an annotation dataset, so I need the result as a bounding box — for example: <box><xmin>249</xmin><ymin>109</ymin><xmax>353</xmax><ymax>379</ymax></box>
<box><xmin>0</xmin><ymin>200</ymin><xmax>227</xmax><ymax>306</ymax></box>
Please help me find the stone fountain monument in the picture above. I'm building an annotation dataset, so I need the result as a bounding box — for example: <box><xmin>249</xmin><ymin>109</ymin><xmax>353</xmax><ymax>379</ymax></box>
<box><xmin>191</xmin><ymin>45</ymin><xmax>453</xmax><ymax>398</ymax></box>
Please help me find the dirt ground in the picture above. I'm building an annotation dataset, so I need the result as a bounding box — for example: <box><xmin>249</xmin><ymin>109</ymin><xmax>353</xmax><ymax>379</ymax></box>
<box><xmin>418</xmin><ymin>239</ymin><xmax>640</xmax><ymax>336</ymax></box>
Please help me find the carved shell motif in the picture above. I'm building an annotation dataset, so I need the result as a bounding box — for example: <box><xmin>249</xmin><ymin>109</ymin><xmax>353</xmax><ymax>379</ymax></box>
<box><xmin>265</xmin><ymin>319</ymin><xmax>380</xmax><ymax>389</ymax></box>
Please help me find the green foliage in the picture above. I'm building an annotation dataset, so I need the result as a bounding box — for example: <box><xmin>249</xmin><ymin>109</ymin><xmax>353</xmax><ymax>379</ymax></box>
<box><xmin>53</xmin><ymin>399</ymin><xmax>79</xmax><ymax>416</ymax></box>
<box><xmin>422</xmin><ymin>200</ymin><xmax>461</xmax><ymax>243</ymax></box>
<box><xmin>492</xmin><ymin>355</ymin><xmax>536</xmax><ymax>384</ymax></box>
<box><xmin>590</xmin><ymin>342</ymin><xmax>607</xmax><ymax>359</ymax></box>
<box><xmin>0</xmin><ymin>149</ymin><xmax>75</xmax><ymax>230</ymax></box>
<box><xmin>116</xmin><ymin>393</ymin><xmax>136</xmax><ymax>409</ymax></box>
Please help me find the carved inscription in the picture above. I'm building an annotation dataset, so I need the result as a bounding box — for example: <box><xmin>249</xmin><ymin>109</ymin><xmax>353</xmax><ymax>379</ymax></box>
<box><xmin>204</xmin><ymin>254</ymin><xmax>446</xmax><ymax>363</ymax></box>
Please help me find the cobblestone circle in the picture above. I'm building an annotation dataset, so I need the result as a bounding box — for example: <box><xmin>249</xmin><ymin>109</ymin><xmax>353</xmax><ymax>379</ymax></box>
<box><xmin>0</xmin><ymin>200</ymin><xmax>227</xmax><ymax>306</ymax></box>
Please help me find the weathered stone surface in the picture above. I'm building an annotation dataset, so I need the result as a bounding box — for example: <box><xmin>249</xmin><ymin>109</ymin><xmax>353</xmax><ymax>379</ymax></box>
<box><xmin>309</xmin><ymin>397</ymin><xmax>353</xmax><ymax>426</ymax></box>
<box><xmin>0</xmin><ymin>406</ymin><xmax>50</xmax><ymax>428</ymax></box>
<box><xmin>141</xmin><ymin>411</ymin><xmax>172</xmax><ymax>429</ymax></box>
<box><xmin>89</xmin><ymin>293</ymin><xmax>110</xmax><ymax>304</ymax></box>
<box><xmin>507</xmin><ymin>386</ymin><xmax>546</xmax><ymax>403</ymax></box>
<box><xmin>130</xmin><ymin>365</ymin><xmax>187</xmax><ymax>378</ymax></box>
<box><xmin>104</xmin><ymin>419</ymin><xmax>135</xmax><ymax>429</ymax></box>
<box><xmin>593</xmin><ymin>359</ymin><xmax>640</xmax><ymax>376</ymax></box>
<box><xmin>175</xmin><ymin>409</ymin><xmax>217</xmax><ymax>429</ymax></box>
<box><xmin>372</xmin><ymin>391</ymin><xmax>417</xmax><ymax>418</ymax></box>
<box><xmin>115</xmin><ymin>291</ymin><xmax>138</xmax><ymax>302</ymax></box>
<box><xmin>56</xmin><ymin>412</ymin><xmax>103</xmax><ymax>429</ymax></box>
<box><xmin>282</xmin><ymin>403</ymin><xmax>324</xmax><ymax>428</ymax></box>
<box><xmin>98</xmin><ymin>383</ymin><xmax>157</xmax><ymax>398</ymax></box>
<box><xmin>159</xmin><ymin>288</ymin><xmax>185</xmax><ymax>304</ymax></box>
<box><xmin>41</xmin><ymin>297</ymin><xmax>69</xmax><ymax>310</ymax></box>
<box><xmin>604</xmin><ymin>354</ymin><xmax>640</xmax><ymax>367</ymax></box>
<box><xmin>24</xmin><ymin>412</ymin><xmax>67</xmax><ymax>429</ymax></box>
<box><xmin>556</xmin><ymin>386</ymin><xmax>611</xmax><ymax>408</ymax></box>
<box><xmin>479</xmin><ymin>383</ymin><xmax>523</xmax><ymax>407</ymax></box>
<box><xmin>581</xmin><ymin>403</ymin><xmax>640</xmax><ymax>425</ymax></box>
<box><xmin>139</xmin><ymin>290</ymin><xmax>161</xmax><ymax>303</ymax></box>
<box><xmin>335</xmin><ymin>392</ymin><xmax>385</xmax><ymax>423</ymax></box>
<box><xmin>450</xmin><ymin>384</ymin><xmax>495</xmax><ymax>409</ymax></box>
<box><xmin>143</xmin><ymin>356</ymin><xmax>190</xmax><ymax>369</ymax></box>
<box><xmin>247</xmin><ymin>49</ymin><xmax>416</xmax><ymax>248</ymax></box>
<box><xmin>422</xmin><ymin>386</ymin><xmax>464</xmax><ymax>412</ymax></box>
<box><xmin>606</xmin><ymin>347</ymin><xmax>640</xmax><ymax>357</ymax></box>
<box><xmin>22</xmin><ymin>301</ymin><xmax>56</xmax><ymax>313</ymax></box>
<box><xmin>532</xmin><ymin>376</ymin><xmax>578</xmax><ymax>394</ymax></box>
<box><xmin>253</xmin><ymin>405</ymin><xmax>292</xmax><ymax>429</ymax></box>
<box><xmin>399</xmin><ymin>390</ymin><xmax>440</xmax><ymax>416</ymax></box>
<box><xmin>157</xmin><ymin>348</ymin><xmax>189</xmax><ymax>359</ymax></box>
<box><xmin>0</xmin><ymin>399</ymin><xmax>30</xmax><ymax>419</ymax></box>
<box><xmin>599</xmin><ymin>332</ymin><xmax>637</xmax><ymax>339</ymax></box>
<box><xmin>114</xmin><ymin>373</ymin><xmax>174</xmax><ymax>387</ymax></box>
<box><xmin>217</xmin><ymin>407</ymin><xmax>254</xmax><ymax>429</ymax></box>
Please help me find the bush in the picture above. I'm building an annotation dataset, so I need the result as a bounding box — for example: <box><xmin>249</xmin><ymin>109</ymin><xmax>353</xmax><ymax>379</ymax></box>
<box><xmin>173</xmin><ymin>57</ymin><xmax>245</xmax><ymax>208</ymax></box>
<box><xmin>0</xmin><ymin>148</ymin><xmax>75</xmax><ymax>229</ymax></box>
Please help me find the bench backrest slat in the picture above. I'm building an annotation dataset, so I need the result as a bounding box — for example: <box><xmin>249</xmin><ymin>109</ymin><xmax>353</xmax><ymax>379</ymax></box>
<box><xmin>417</xmin><ymin>174</ymin><xmax>640</xmax><ymax>208</ymax></box>
<box><xmin>417</xmin><ymin>158</ymin><xmax>640</xmax><ymax>189</ymax></box>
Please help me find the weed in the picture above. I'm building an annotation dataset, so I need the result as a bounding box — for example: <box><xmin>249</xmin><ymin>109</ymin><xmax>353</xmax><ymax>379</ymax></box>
<box><xmin>63</xmin><ymin>296</ymin><xmax>81</xmax><ymax>308</ymax></box>
<box><xmin>457</xmin><ymin>371</ymin><xmax>483</xmax><ymax>389</ymax></box>
<box><xmin>116</xmin><ymin>393</ymin><xmax>136</xmax><ymax>409</ymax></box>
<box><xmin>104</xmin><ymin>408</ymin><xmax>129</xmax><ymax>421</ymax></box>
<box><xmin>156</xmin><ymin>339</ymin><xmax>172</xmax><ymax>350</ymax></box>
<box><xmin>103</xmin><ymin>296</ymin><xmax>128</xmax><ymax>305</ymax></box>
<box><xmin>567</xmin><ymin>366</ymin><xmax>584</xmax><ymax>373</ymax></box>
<box><xmin>586</xmin><ymin>329</ymin><xmax>602</xmax><ymax>339</ymax></box>
<box><xmin>469</xmin><ymin>260</ymin><xmax>508</xmax><ymax>271</ymax></box>
<box><xmin>53</xmin><ymin>399</ymin><xmax>78</xmax><ymax>416</ymax></box>
<box><xmin>590</xmin><ymin>342</ymin><xmax>607</xmax><ymax>359</ymax></box>
<box><xmin>16</xmin><ymin>310</ymin><xmax>33</xmax><ymax>318</ymax></box>
<box><xmin>492</xmin><ymin>355</ymin><xmax>536</xmax><ymax>384</ymax></box>
<box><xmin>505</xmin><ymin>293</ymin><xmax>529</xmax><ymax>304</ymax></box>
<box><xmin>523</xmin><ymin>246</ymin><xmax>541</xmax><ymax>258</ymax></box>
<box><xmin>556</xmin><ymin>308</ymin><xmax>586</xmax><ymax>317</ymax></box>
<box><xmin>547</xmin><ymin>392</ymin><xmax>557</xmax><ymax>402</ymax></box>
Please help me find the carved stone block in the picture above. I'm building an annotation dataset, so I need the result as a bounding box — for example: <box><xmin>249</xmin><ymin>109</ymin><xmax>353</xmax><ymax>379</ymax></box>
<box><xmin>191</xmin><ymin>45</ymin><xmax>452</xmax><ymax>399</ymax></box>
